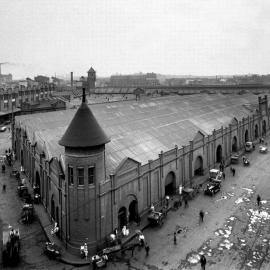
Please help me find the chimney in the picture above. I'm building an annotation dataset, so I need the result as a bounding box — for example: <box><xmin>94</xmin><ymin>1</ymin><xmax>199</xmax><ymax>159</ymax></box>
<box><xmin>71</xmin><ymin>72</ymin><xmax>73</xmax><ymax>88</ymax></box>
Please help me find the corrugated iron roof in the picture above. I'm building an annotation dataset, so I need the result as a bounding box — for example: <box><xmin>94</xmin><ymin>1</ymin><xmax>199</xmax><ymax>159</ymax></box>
<box><xmin>15</xmin><ymin>93</ymin><xmax>261</xmax><ymax>174</ymax></box>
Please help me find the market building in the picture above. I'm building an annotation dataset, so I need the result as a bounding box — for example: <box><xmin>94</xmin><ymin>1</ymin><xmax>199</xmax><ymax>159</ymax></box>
<box><xmin>14</xmin><ymin>90</ymin><xmax>269</xmax><ymax>254</ymax></box>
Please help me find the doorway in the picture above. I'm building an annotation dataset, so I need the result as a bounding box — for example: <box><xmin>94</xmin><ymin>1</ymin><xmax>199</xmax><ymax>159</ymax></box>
<box><xmin>165</xmin><ymin>172</ymin><xmax>176</xmax><ymax>195</ymax></box>
<box><xmin>216</xmin><ymin>145</ymin><xmax>222</xmax><ymax>163</ymax></box>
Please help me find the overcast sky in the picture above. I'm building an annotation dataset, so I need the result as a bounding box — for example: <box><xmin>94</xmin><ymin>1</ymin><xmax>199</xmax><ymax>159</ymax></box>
<box><xmin>0</xmin><ymin>0</ymin><xmax>270</xmax><ymax>79</ymax></box>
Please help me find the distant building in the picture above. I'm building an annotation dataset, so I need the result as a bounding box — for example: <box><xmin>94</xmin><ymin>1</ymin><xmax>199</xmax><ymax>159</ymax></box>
<box><xmin>0</xmin><ymin>73</ymin><xmax>12</xmax><ymax>84</ymax></box>
<box><xmin>20</xmin><ymin>98</ymin><xmax>66</xmax><ymax>114</ymax></box>
<box><xmin>87</xmin><ymin>67</ymin><xmax>96</xmax><ymax>94</ymax></box>
<box><xmin>109</xmin><ymin>73</ymin><xmax>160</xmax><ymax>87</ymax></box>
<box><xmin>34</xmin><ymin>75</ymin><xmax>50</xmax><ymax>84</ymax></box>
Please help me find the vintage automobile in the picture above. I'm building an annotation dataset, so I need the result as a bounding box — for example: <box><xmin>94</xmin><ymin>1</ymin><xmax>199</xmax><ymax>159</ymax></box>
<box><xmin>231</xmin><ymin>154</ymin><xmax>240</xmax><ymax>164</ymax></box>
<box><xmin>92</xmin><ymin>254</ymin><xmax>108</xmax><ymax>268</ymax></box>
<box><xmin>245</xmin><ymin>141</ymin><xmax>254</xmax><ymax>152</ymax></box>
<box><xmin>259</xmin><ymin>145</ymin><xmax>268</xmax><ymax>153</ymax></box>
<box><xmin>147</xmin><ymin>210</ymin><xmax>165</xmax><ymax>226</ymax></box>
<box><xmin>21</xmin><ymin>203</ymin><xmax>34</xmax><ymax>224</ymax></box>
<box><xmin>44</xmin><ymin>242</ymin><xmax>61</xmax><ymax>259</ymax></box>
<box><xmin>204</xmin><ymin>180</ymin><xmax>221</xmax><ymax>196</ymax></box>
<box><xmin>209</xmin><ymin>169</ymin><xmax>223</xmax><ymax>182</ymax></box>
<box><xmin>17</xmin><ymin>184</ymin><xmax>28</xmax><ymax>197</ymax></box>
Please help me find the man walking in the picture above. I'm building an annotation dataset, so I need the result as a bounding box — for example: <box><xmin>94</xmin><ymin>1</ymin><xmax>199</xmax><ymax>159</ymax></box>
<box><xmin>199</xmin><ymin>210</ymin><xmax>204</xmax><ymax>223</ymax></box>
<box><xmin>257</xmin><ymin>194</ymin><xmax>261</xmax><ymax>207</ymax></box>
<box><xmin>200</xmin><ymin>255</ymin><xmax>206</xmax><ymax>270</ymax></box>
<box><xmin>184</xmin><ymin>198</ymin><xmax>188</xmax><ymax>208</ymax></box>
<box><xmin>145</xmin><ymin>243</ymin><xmax>150</xmax><ymax>256</ymax></box>
<box><xmin>173</xmin><ymin>232</ymin><xmax>177</xmax><ymax>245</ymax></box>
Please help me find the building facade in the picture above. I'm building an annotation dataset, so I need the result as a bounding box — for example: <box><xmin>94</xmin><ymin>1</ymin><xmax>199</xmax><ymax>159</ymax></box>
<box><xmin>87</xmin><ymin>67</ymin><xmax>96</xmax><ymax>94</ymax></box>
<box><xmin>0</xmin><ymin>84</ymin><xmax>54</xmax><ymax>112</ymax></box>
<box><xmin>14</xmin><ymin>94</ymin><xmax>269</xmax><ymax>255</ymax></box>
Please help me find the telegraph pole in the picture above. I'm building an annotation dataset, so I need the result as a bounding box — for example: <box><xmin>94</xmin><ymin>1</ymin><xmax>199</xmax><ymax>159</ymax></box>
<box><xmin>11</xmin><ymin>92</ymin><xmax>15</xmax><ymax>151</ymax></box>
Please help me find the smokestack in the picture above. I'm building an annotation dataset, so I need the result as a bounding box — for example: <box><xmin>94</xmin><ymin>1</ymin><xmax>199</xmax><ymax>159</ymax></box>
<box><xmin>82</xmin><ymin>88</ymin><xmax>86</xmax><ymax>103</ymax></box>
<box><xmin>70</xmin><ymin>72</ymin><xmax>73</xmax><ymax>88</ymax></box>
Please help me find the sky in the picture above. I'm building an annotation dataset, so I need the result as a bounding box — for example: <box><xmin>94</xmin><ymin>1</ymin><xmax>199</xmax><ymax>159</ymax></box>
<box><xmin>0</xmin><ymin>0</ymin><xmax>270</xmax><ymax>79</ymax></box>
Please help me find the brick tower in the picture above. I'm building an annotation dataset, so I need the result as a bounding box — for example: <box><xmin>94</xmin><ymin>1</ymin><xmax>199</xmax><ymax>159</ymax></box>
<box><xmin>59</xmin><ymin>88</ymin><xmax>110</xmax><ymax>254</ymax></box>
<box><xmin>87</xmin><ymin>67</ymin><xmax>96</xmax><ymax>95</ymax></box>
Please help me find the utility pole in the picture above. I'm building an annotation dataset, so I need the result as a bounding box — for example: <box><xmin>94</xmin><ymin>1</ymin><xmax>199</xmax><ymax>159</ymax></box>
<box><xmin>11</xmin><ymin>91</ymin><xmax>15</xmax><ymax>152</ymax></box>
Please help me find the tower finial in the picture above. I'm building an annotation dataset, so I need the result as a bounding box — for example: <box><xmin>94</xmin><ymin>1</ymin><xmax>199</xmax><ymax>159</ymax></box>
<box><xmin>82</xmin><ymin>88</ymin><xmax>86</xmax><ymax>103</ymax></box>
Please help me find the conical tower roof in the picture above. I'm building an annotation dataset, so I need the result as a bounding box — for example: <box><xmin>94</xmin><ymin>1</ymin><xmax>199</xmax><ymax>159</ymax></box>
<box><xmin>59</xmin><ymin>89</ymin><xmax>110</xmax><ymax>148</ymax></box>
<box><xmin>88</xmin><ymin>67</ymin><xmax>95</xmax><ymax>73</ymax></box>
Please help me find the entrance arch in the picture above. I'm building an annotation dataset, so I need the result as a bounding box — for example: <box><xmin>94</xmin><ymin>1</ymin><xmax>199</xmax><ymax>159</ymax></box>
<box><xmin>262</xmin><ymin>120</ymin><xmax>266</xmax><ymax>136</ymax></box>
<box><xmin>216</xmin><ymin>145</ymin><xmax>222</xmax><ymax>163</ymax></box>
<box><xmin>255</xmin><ymin>124</ymin><xmax>259</xmax><ymax>139</ymax></box>
<box><xmin>165</xmin><ymin>172</ymin><xmax>176</xmax><ymax>195</ymax></box>
<box><xmin>35</xmin><ymin>171</ymin><xmax>40</xmax><ymax>191</ymax></box>
<box><xmin>232</xmin><ymin>136</ymin><xmax>237</xmax><ymax>152</ymax></box>
<box><xmin>118</xmin><ymin>207</ymin><xmax>127</xmax><ymax>229</ymax></box>
<box><xmin>128</xmin><ymin>200</ymin><xmax>138</xmax><ymax>223</ymax></box>
<box><xmin>194</xmin><ymin>156</ymin><xmax>203</xmax><ymax>176</ymax></box>
<box><xmin>245</xmin><ymin>130</ymin><xmax>249</xmax><ymax>142</ymax></box>
<box><xmin>51</xmin><ymin>195</ymin><xmax>55</xmax><ymax>220</ymax></box>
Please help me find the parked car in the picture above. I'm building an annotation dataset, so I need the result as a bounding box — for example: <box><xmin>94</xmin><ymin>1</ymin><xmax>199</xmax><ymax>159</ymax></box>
<box><xmin>0</xmin><ymin>126</ymin><xmax>7</xmax><ymax>132</ymax></box>
<box><xmin>204</xmin><ymin>180</ymin><xmax>221</xmax><ymax>196</ymax></box>
<box><xmin>245</xmin><ymin>141</ymin><xmax>254</xmax><ymax>152</ymax></box>
<box><xmin>259</xmin><ymin>145</ymin><xmax>268</xmax><ymax>153</ymax></box>
<box><xmin>231</xmin><ymin>154</ymin><xmax>240</xmax><ymax>164</ymax></box>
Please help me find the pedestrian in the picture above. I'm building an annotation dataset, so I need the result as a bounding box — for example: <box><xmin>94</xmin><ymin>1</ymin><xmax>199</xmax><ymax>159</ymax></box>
<box><xmin>184</xmin><ymin>198</ymin><xmax>188</xmax><ymax>208</ymax></box>
<box><xmin>199</xmin><ymin>210</ymin><xmax>204</xmax><ymax>223</ymax></box>
<box><xmin>145</xmin><ymin>243</ymin><xmax>150</xmax><ymax>256</ymax></box>
<box><xmin>257</xmin><ymin>194</ymin><xmax>261</xmax><ymax>207</ymax></box>
<box><xmin>223</xmin><ymin>172</ymin><xmax>225</xmax><ymax>180</ymax></box>
<box><xmin>200</xmin><ymin>254</ymin><xmax>207</xmax><ymax>270</ymax></box>
<box><xmin>232</xmin><ymin>168</ymin><xmax>235</xmax><ymax>177</ymax></box>
<box><xmin>138</xmin><ymin>233</ymin><xmax>145</xmax><ymax>247</ymax></box>
<box><xmin>173</xmin><ymin>232</ymin><xmax>177</xmax><ymax>245</ymax></box>
<box><xmin>2</xmin><ymin>184</ymin><xmax>6</xmax><ymax>192</ymax></box>
<box><xmin>2</xmin><ymin>164</ymin><xmax>5</xmax><ymax>173</ymax></box>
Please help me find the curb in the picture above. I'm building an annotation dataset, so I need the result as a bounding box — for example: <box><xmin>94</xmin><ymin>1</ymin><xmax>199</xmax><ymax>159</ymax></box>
<box><xmin>36</xmin><ymin>213</ymin><xmax>90</xmax><ymax>266</ymax></box>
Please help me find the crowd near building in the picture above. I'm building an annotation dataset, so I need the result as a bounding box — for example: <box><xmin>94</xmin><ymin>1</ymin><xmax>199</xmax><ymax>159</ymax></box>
<box><xmin>13</xmin><ymin>72</ymin><xmax>270</xmax><ymax>255</ymax></box>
